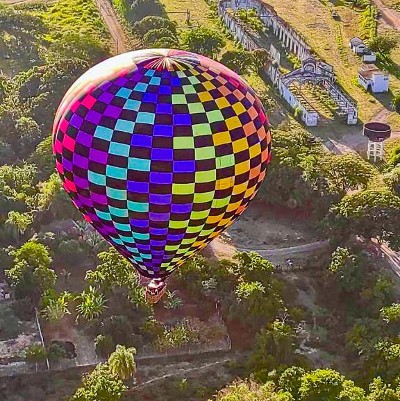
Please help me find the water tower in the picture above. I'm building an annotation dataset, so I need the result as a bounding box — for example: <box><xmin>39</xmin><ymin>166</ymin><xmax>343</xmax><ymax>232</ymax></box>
<box><xmin>363</xmin><ymin>122</ymin><xmax>391</xmax><ymax>162</ymax></box>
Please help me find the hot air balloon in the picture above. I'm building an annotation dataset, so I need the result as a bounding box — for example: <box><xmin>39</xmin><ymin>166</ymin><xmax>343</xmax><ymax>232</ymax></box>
<box><xmin>53</xmin><ymin>49</ymin><xmax>271</xmax><ymax>302</ymax></box>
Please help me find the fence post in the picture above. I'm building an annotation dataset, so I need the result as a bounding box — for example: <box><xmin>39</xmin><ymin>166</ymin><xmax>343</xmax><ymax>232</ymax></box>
<box><xmin>34</xmin><ymin>308</ymin><xmax>50</xmax><ymax>370</ymax></box>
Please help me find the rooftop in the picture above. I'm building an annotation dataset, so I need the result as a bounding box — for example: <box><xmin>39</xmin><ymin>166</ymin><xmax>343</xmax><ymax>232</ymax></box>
<box><xmin>350</xmin><ymin>37</ymin><xmax>364</xmax><ymax>46</ymax></box>
<box><xmin>358</xmin><ymin>64</ymin><xmax>388</xmax><ymax>79</ymax></box>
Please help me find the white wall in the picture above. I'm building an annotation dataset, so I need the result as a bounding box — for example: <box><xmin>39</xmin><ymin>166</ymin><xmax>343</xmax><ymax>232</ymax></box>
<box><xmin>372</xmin><ymin>74</ymin><xmax>389</xmax><ymax>93</ymax></box>
<box><xmin>362</xmin><ymin>53</ymin><xmax>376</xmax><ymax>63</ymax></box>
<box><xmin>358</xmin><ymin>74</ymin><xmax>370</xmax><ymax>90</ymax></box>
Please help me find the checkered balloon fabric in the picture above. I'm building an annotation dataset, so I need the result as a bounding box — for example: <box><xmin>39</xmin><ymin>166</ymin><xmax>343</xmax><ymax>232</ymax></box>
<box><xmin>53</xmin><ymin>49</ymin><xmax>271</xmax><ymax>279</ymax></box>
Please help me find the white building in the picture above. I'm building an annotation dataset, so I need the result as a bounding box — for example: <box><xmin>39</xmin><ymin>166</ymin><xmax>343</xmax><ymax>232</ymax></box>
<box><xmin>362</xmin><ymin>49</ymin><xmax>377</xmax><ymax>63</ymax></box>
<box><xmin>358</xmin><ymin>64</ymin><xmax>389</xmax><ymax>93</ymax></box>
<box><xmin>349</xmin><ymin>37</ymin><xmax>367</xmax><ymax>54</ymax></box>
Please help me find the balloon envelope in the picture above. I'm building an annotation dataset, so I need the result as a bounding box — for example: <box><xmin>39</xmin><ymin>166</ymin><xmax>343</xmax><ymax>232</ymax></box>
<box><xmin>53</xmin><ymin>49</ymin><xmax>271</xmax><ymax>279</ymax></box>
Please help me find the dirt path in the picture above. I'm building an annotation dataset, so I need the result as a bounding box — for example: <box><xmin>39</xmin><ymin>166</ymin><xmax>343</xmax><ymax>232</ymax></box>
<box><xmin>91</xmin><ymin>0</ymin><xmax>130</xmax><ymax>54</ymax></box>
<box><xmin>373</xmin><ymin>0</ymin><xmax>400</xmax><ymax>30</ymax></box>
<box><xmin>370</xmin><ymin>107</ymin><xmax>400</xmax><ymax>137</ymax></box>
<box><xmin>380</xmin><ymin>244</ymin><xmax>400</xmax><ymax>278</ymax></box>
<box><xmin>132</xmin><ymin>357</ymin><xmax>234</xmax><ymax>391</ymax></box>
<box><xmin>238</xmin><ymin>240</ymin><xmax>330</xmax><ymax>257</ymax></box>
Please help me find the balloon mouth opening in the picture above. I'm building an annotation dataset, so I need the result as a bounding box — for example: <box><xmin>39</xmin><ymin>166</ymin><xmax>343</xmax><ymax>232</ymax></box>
<box><xmin>145</xmin><ymin>279</ymin><xmax>167</xmax><ymax>304</ymax></box>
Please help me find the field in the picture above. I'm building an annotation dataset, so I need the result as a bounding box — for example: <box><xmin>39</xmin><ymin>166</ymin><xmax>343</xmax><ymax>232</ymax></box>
<box><xmin>381</xmin><ymin>0</ymin><xmax>400</xmax><ymax>11</ymax></box>
<box><xmin>24</xmin><ymin>0</ymin><xmax>109</xmax><ymax>46</ymax></box>
<box><xmin>159</xmin><ymin>0</ymin><xmax>214</xmax><ymax>29</ymax></box>
<box><xmin>159</xmin><ymin>0</ymin><xmax>236</xmax><ymax>53</ymax></box>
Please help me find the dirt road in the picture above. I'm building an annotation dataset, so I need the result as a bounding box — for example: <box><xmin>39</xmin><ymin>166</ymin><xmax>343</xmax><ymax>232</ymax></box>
<box><xmin>91</xmin><ymin>0</ymin><xmax>130</xmax><ymax>54</ymax></box>
<box><xmin>238</xmin><ymin>240</ymin><xmax>330</xmax><ymax>257</ymax></box>
<box><xmin>380</xmin><ymin>244</ymin><xmax>400</xmax><ymax>278</ymax></box>
<box><xmin>373</xmin><ymin>0</ymin><xmax>400</xmax><ymax>30</ymax></box>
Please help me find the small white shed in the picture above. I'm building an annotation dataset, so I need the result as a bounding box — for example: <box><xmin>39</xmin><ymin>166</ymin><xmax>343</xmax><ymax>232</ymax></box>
<box><xmin>349</xmin><ymin>37</ymin><xmax>366</xmax><ymax>54</ymax></box>
<box><xmin>358</xmin><ymin>64</ymin><xmax>389</xmax><ymax>93</ymax></box>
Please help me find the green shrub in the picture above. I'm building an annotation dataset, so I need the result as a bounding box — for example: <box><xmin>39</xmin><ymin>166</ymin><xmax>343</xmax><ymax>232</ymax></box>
<box><xmin>95</xmin><ymin>334</ymin><xmax>115</xmax><ymax>358</ymax></box>
<box><xmin>133</xmin><ymin>16</ymin><xmax>177</xmax><ymax>36</ymax></box>
<box><xmin>143</xmin><ymin>28</ymin><xmax>179</xmax><ymax>47</ymax></box>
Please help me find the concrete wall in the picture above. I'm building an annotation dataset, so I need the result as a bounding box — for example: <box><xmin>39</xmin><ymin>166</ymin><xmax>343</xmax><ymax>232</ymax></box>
<box><xmin>371</xmin><ymin>74</ymin><xmax>389</xmax><ymax>93</ymax></box>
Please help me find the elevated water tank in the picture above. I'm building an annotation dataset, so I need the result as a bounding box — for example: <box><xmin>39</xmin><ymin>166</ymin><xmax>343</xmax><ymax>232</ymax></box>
<box><xmin>363</xmin><ymin>121</ymin><xmax>391</xmax><ymax>142</ymax></box>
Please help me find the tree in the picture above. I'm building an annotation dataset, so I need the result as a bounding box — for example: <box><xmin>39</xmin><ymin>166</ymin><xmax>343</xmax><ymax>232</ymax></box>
<box><xmin>85</xmin><ymin>247</ymin><xmax>138</xmax><ymax>292</ymax></box>
<box><xmin>0</xmin><ymin>163</ymin><xmax>38</xmax><ymax>206</ymax></box>
<box><xmin>388</xmin><ymin>145</ymin><xmax>400</xmax><ymax>168</ymax></box>
<box><xmin>29</xmin><ymin>136</ymin><xmax>54</xmax><ymax>180</ymax></box>
<box><xmin>70</xmin><ymin>363</ymin><xmax>126</xmax><ymax>401</ymax></box>
<box><xmin>47</xmin><ymin>342</ymin><xmax>67</xmax><ymax>362</ymax></box>
<box><xmin>318</xmin><ymin>154</ymin><xmax>376</xmax><ymax>194</ymax></box>
<box><xmin>251</xmin><ymin>48</ymin><xmax>271</xmax><ymax>72</ymax></box>
<box><xmin>182</xmin><ymin>27</ymin><xmax>225</xmax><ymax>58</ymax></box>
<box><xmin>340</xmin><ymin>380</ymin><xmax>366</xmax><ymax>401</ymax></box>
<box><xmin>107</xmin><ymin>345</ymin><xmax>136</xmax><ymax>381</ymax></box>
<box><xmin>256</xmin><ymin>125</ymin><xmax>336</xmax><ymax>215</ymax></box>
<box><xmin>299</xmin><ymin>369</ymin><xmax>345</xmax><ymax>401</ymax></box>
<box><xmin>151</xmin><ymin>36</ymin><xmax>180</xmax><ymax>48</ymax></box>
<box><xmin>143</xmin><ymin>28</ymin><xmax>179</xmax><ymax>47</ymax></box>
<box><xmin>5</xmin><ymin>211</ymin><xmax>33</xmax><ymax>243</ymax></box>
<box><xmin>163</xmin><ymin>290</ymin><xmax>183</xmax><ymax>310</ymax></box>
<box><xmin>234</xmin><ymin>251</ymin><xmax>274</xmax><ymax>283</ymax></box>
<box><xmin>367</xmin><ymin>377</ymin><xmax>400</xmax><ymax>401</ymax></box>
<box><xmin>24</xmin><ymin>344</ymin><xmax>47</xmax><ymax>371</ymax></box>
<box><xmin>102</xmin><ymin>315</ymin><xmax>136</xmax><ymax>346</ymax></box>
<box><xmin>47</xmin><ymin>33</ymin><xmax>106</xmax><ymax>63</ymax></box>
<box><xmin>95</xmin><ymin>334</ymin><xmax>115</xmax><ymax>358</ymax></box>
<box><xmin>279</xmin><ymin>367</ymin><xmax>307</xmax><ymax>401</ymax></box>
<box><xmin>230</xmin><ymin>253</ymin><xmax>281</xmax><ymax>329</ymax></box>
<box><xmin>326</xmin><ymin>190</ymin><xmax>400</xmax><ymax>250</ymax></box>
<box><xmin>156</xmin><ymin>320</ymin><xmax>199</xmax><ymax>351</ymax></box>
<box><xmin>391</xmin><ymin>92</ymin><xmax>400</xmax><ymax>114</ymax></box>
<box><xmin>235</xmin><ymin>8</ymin><xmax>264</xmax><ymax>32</ymax></box>
<box><xmin>15</xmin><ymin>116</ymin><xmax>43</xmax><ymax>158</ymax></box>
<box><xmin>220</xmin><ymin>50</ymin><xmax>254</xmax><ymax>74</ymax></box>
<box><xmin>234</xmin><ymin>281</ymin><xmax>267</xmax><ymax>324</ymax></box>
<box><xmin>248</xmin><ymin>320</ymin><xmax>298</xmax><ymax>380</ymax></box>
<box><xmin>57</xmin><ymin>239</ymin><xmax>87</xmax><ymax>265</ymax></box>
<box><xmin>76</xmin><ymin>286</ymin><xmax>107</xmax><ymax>321</ymax></box>
<box><xmin>24</xmin><ymin>344</ymin><xmax>47</xmax><ymax>363</ymax></box>
<box><xmin>0</xmin><ymin>139</ymin><xmax>17</xmax><ymax>165</ymax></box>
<box><xmin>380</xmin><ymin>304</ymin><xmax>400</xmax><ymax>326</ymax></box>
<box><xmin>127</xmin><ymin>0</ymin><xmax>165</xmax><ymax>22</ymax></box>
<box><xmin>37</xmin><ymin>173</ymin><xmax>75</xmax><ymax>219</ymax></box>
<box><xmin>382</xmin><ymin>166</ymin><xmax>400</xmax><ymax>195</ymax></box>
<box><xmin>6</xmin><ymin>241</ymin><xmax>56</xmax><ymax>301</ymax></box>
<box><xmin>133</xmin><ymin>16</ymin><xmax>177</xmax><ymax>36</ymax></box>
<box><xmin>211</xmin><ymin>380</ymin><xmax>292</xmax><ymax>401</ymax></box>
<box><xmin>328</xmin><ymin>247</ymin><xmax>365</xmax><ymax>294</ymax></box>
<box><xmin>367</xmin><ymin>34</ymin><xmax>398</xmax><ymax>56</ymax></box>
<box><xmin>41</xmin><ymin>290</ymin><xmax>71</xmax><ymax>322</ymax></box>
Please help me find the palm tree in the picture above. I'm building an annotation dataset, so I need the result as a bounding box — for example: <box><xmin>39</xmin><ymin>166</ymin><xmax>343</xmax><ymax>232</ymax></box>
<box><xmin>164</xmin><ymin>290</ymin><xmax>183</xmax><ymax>310</ymax></box>
<box><xmin>108</xmin><ymin>345</ymin><xmax>136</xmax><ymax>381</ymax></box>
<box><xmin>42</xmin><ymin>295</ymin><xmax>71</xmax><ymax>322</ymax></box>
<box><xmin>84</xmin><ymin>231</ymin><xmax>106</xmax><ymax>257</ymax></box>
<box><xmin>73</xmin><ymin>220</ymin><xmax>90</xmax><ymax>237</ymax></box>
<box><xmin>76</xmin><ymin>286</ymin><xmax>107</xmax><ymax>321</ymax></box>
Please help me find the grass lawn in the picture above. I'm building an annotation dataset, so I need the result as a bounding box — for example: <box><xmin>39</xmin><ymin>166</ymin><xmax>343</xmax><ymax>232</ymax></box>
<box><xmin>38</xmin><ymin>0</ymin><xmax>109</xmax><ymax>43</ymax></box>
<box><xmin>258</xmin><ymin>0</ymin><xmax>400</xmax><ymax>129</ymax></box>
<box><xmin>159</xmin><ymin>0</ymin><xmax>213</xmax><ymax>29</ymax></box>
<box><xmin>381</xmin><ymin>0</ymin><xmax>400</xmax><ymax>11</ymax></box>
<box><xmin>159</xmin><ymin>0</ymin><xmax>236</xmax><ymax>52</ymax></box>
